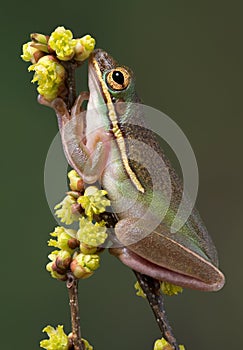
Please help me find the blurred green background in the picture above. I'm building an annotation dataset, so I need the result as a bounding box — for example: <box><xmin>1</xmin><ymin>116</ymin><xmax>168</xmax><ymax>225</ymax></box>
<box><xmin>1</xmin><ymin>0</ymin><xmax>242</xmax><ymax>349</ymax></box>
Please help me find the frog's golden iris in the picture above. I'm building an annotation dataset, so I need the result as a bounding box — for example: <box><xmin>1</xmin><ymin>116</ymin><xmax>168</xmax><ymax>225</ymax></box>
<box><xmin>105</xmin><ymin>67</ymin><xmax>131</xmax><ymax>91</ymax></box>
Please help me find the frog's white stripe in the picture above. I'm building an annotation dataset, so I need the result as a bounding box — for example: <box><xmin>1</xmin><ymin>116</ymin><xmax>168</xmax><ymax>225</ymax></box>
<box><xmin>92</xmin><ymin>58</ymin><xmax>144</xmax><ymax>193</ymax></box>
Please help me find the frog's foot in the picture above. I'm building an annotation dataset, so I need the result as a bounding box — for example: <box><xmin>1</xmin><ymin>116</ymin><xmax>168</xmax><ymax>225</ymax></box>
<box><xmin>110</xmin><ymin>218</ymin><xmax>225</xmax><ymax>292</ymax></box>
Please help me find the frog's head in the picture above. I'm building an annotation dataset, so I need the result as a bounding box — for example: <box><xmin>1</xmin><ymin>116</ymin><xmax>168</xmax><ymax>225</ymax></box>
<box><xmin>88</xmin><ymin>49</ymin><xmax>139</xmax><ymax>104</ymax></box>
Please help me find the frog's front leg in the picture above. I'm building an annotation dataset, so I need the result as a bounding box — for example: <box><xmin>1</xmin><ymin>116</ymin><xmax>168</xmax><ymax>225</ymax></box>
<box><xmin>38</xmin><ymin>93</ymin><xmax>111</xmax><ymax>183</ymax></box>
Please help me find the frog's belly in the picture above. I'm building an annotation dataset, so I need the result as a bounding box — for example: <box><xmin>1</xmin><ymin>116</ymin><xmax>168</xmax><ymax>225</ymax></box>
<box><xmin>101</xmin><ymin>145</ymin><xmax>142</xmax><ymax>218</ymax></box>
<box><xmin>101</xmin><ymin>145</ymin><xmax>166</xmax><ymax>224</ymax></box>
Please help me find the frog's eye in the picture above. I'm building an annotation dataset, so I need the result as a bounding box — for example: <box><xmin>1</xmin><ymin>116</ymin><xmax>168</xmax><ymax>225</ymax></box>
<box><xmin>106</xmin><ymin>67</ymin><xmax>131</xmax><ymax>91</ymax></box>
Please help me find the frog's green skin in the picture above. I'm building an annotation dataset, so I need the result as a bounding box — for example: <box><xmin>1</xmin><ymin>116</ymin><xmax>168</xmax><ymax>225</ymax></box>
<box><xmin>44</xmin><ymin>49</ymin><xmax>225</xmax><ymax>291</ymax></box>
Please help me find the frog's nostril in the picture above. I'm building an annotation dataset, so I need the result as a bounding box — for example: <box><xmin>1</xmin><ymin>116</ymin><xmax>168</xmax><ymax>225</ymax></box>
<box><xmin>90</xmin><ymin>49</ymin><xmax>118</xmax><ymax>74</ymax></box>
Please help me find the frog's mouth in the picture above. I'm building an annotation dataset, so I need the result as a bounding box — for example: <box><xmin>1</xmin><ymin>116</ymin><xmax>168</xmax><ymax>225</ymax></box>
<box><xmin>109</xmin><ymin>246</ymin><xmax>225</xmax><ymax>292</ymax></box>
<box><xmin>88</xmin><ymin>49</ymin><xmax>118</xmax><ymax>106</ymax></box>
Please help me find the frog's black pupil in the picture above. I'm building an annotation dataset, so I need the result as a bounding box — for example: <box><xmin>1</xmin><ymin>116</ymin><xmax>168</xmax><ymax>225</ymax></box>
<box><xmin>112</xmin><ymin>71</ymin><xmax>124</xmax><ymax>85</ymax></box>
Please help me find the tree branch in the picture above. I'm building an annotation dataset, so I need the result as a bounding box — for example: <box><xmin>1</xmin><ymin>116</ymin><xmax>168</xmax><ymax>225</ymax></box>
<box><xmin>62</xmin><ymin>61</ymin><xmax>83</xmax><ymax>112</ymax></box>
<box><xmin>134</xmin><ymin>271</ymin><xmax>179</xmax><ymax>350</ymax></box>
<box><xmin>66</xmin><ymin>272</ymin><xmax>84</xmax><ymax>350</ymax></box>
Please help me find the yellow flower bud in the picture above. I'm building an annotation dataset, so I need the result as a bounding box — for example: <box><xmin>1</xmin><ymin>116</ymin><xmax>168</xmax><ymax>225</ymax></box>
<box><xmin>48</xmin><ymin>226</ymin><xmax>76</xmax><ymax>253</ymax></box>
<box><xmin>67</xmin><ymin>237</ymin><xmax>80</xmax><ymax>250</ymax></box>
<box><xmin>74</xmin><ymin>35</ymin><xmax>95</xmax><ymax>61</ymax></box>
<box><xmin>46</xmin><ymin>248</ymin><xmax>70</xmax><ymax>280</ymax></box>
<box><xmin>154</xmin><ymin>338</ymin><xmax>173</xmax><ymax>350</ymax></box>
<box><xmin>153</xmin><ymin>337</ymin><xmax>185</xmax><ymax>350</ymax></box>
<box><xmin>134</xmin><ymin>281</ymin><xmax>146</xmax><ymax>298</ymax></box>
<box><xmin>46</xmin><ymin>261</ymin><xmax>67</xmax><ymax>281</ymax></box>
<box><xmin>80</xmin><ymin>242</ymin><xmax>99</xmax><ymax>255</ymax></box>
<box><xmin>31</xmin><ymin>32</ymin><xmax>48</xmax><ymax>45</ymax></box>
<box><xmin>68</xmin><ymin>169</ymin><xmax>84</xmax><ymax>191</ymax></box>
<box><xmin>70</xmin><ymin>253</ymin><xmax>100</xmax><ymax>279</ymax></box>
<box><xmin>21</xmin><ymin>42</ymin><xmax>44</xmax><ymax>63</ymax></box>
<box><xmin>55</xmin><ymin>250</ymin><xmax>72</xmax><ymax>270</ymax></box>
<box><xmin>160</xmin><ymin>281</ymin><xmax>183</xmax><ymax>296</ymax></box>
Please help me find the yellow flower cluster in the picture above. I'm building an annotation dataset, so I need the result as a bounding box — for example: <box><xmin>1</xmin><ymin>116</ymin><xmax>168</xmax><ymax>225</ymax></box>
<box><xmin>48</xmin><ymin>27</ymin><xmax>95</xmax><ymax>62</ymax></box>
<box><xmin>77</xmin><ymin>217</ymin><xmax>108</xmax><ymax>247</ymax></box>
<box><xmin>46</xmin><ymin>170</ymin><xmax>110</xmax><ymax>281</ymax></box>
<box><xmin>21</xmin><ymin>26</ymin><xmax>96</xmax><ymax>101</ymax></box>
<box><xmin>28</xmin><ymin>55</ymin><xmax>66</xmax><ymax>101</ymax></box>
<box><xmin>78</xmin><ymin>186</ymin><xmax>111</xmax><ymax>220</ymax></box>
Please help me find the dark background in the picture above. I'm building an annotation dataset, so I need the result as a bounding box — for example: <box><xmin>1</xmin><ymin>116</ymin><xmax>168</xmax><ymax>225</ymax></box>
<box><xmin>1</xmin><ymin>1</ymin><xmax>242</xmax><ymax>349</ymax></box>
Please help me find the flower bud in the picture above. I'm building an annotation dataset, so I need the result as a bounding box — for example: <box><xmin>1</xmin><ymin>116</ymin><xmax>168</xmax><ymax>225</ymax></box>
<box><xmin>68</xmin><ymin>169</ymin><xmax>84</xmax><ymax>191</ymax></box>
<box><xmin>55</xmin><ymin>250</ymin><xmax>72</xmax><ymax>270</ymax></box>
<box><xmin>70</xmin><ymin>253</ymin><xmax>100</xmax><ymax>279</ymax></box>
<box><xmin>46</xmin><ymin>261</ymin><xmax>67</xmax><ymax>281</ymax></box>
<box><xmin>46</xmin><ymin>249</ymin><xmax>69</xmax><ymax>280</ymax></box>
<box><xmin>154</xmin><ymin>337</ymin><xmax>185</xmax><ymax>350</ymax></box>
<box><xmin>21</xmin><ymin>42</ymin><xmax>45</xmax><ymax>63</ymax></box>
<box><xmin>67</xmin><ymin>238</ymin><xmax>80</xmax><ymax>250</ymax></box>
<box><xmin>74</xmin><ymin>35</ymin><xmax>95</xmax><ymax>61</ymax></box>
<box><xmin>154</xmin><ymin>338</ymin><xmax>173</xmax><ymax>350</ymax></box>
<box><xmin>48</xmin><ymin>226</ymin><xmax>77</xmax><ymax>253</ymax></box>
<box><xmin>30</xmin><ymin>42</ymin><xmax>49</xmax><ymax>53</ymax></box>
<box><xmin>134</xmin><ymin>281</ymin><xmax>146</xmax><ymax>298</ymax></box>
<box><xmin>51</xmin><ymin>261</ymin><xmax>66</xmax><ymax>275</ymax></box>
<box><xmin>160</xmin><ymin>281</ymin><xmax>183</xmax><ymax>296</ymax></box>
<box><xmin>80</xmin><ymin>242</ymin><xmax>98</xmax><ymax>255</ymax></box>
<box><xmin>31</xmin><ymin>33</ymin><xmax>48</xmax><ymax>45</ymax></box>
<box><xmin>71</xmin><ymin>203</ymin><xmax>83</xmax><ymax>215</ymax></box>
